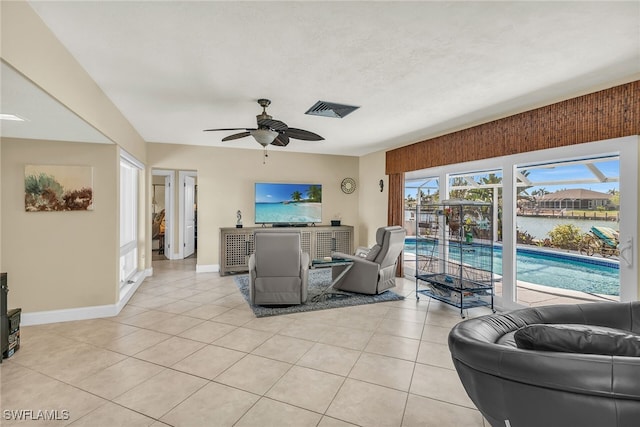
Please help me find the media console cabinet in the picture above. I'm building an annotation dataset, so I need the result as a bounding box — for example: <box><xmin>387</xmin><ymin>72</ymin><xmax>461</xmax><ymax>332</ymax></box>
<box><xmin>220</xmin><ymin>225</ymin><xmax>354</xmax><ymax>275</ymax></box>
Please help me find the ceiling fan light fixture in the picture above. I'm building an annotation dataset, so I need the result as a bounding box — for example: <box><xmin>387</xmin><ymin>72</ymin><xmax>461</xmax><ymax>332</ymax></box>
<box><xmin>251</xmin><ymin>129</ymin><xmax>279</xmax><ymax>146</ymax></box>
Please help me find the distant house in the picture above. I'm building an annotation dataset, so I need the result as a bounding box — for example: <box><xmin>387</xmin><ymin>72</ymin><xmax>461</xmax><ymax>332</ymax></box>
<box><xmin>536</xmin><ymin>189</ymin><xmax>613</xmax><ymax>210</ymax></box>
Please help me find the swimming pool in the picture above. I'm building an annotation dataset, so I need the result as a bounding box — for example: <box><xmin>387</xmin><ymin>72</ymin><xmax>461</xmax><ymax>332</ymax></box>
<box><xmin>405</xmin><ymin>238</ymin><xmax>620</xmax><ymax>296</ymax></box>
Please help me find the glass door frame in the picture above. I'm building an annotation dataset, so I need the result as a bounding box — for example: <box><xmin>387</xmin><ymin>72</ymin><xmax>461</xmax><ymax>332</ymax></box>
<box><xmin>404</xmin><ymin>136</ymin><xmax>639</xmax><ymax>310</ymax></box>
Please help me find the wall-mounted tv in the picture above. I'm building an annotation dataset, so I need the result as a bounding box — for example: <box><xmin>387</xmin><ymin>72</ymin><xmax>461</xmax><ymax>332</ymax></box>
<box><xmin>255</xmin><ymin>182</ymin><xmax>322</xmax><ymax>224</ymax></box>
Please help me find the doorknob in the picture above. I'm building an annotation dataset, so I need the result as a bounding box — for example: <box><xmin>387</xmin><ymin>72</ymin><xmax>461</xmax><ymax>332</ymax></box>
<box><xmin>619</xmin><ymin>237</ymin><xmax>633</xmax><ymax>267</ymax></box>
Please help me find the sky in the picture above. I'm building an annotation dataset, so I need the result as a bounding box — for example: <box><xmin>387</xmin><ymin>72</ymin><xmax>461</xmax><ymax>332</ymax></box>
<box><xmin>519</xmin><ymin>160</ymin><xmax>619</xmax><ymax>194</ymax></box>
<box><xmin>405</xmin><ymin>159</ymin><xmax>620</xmax><ymax>198</ymax></box>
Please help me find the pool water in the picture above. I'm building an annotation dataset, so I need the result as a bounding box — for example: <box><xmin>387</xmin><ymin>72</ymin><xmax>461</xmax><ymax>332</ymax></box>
<box><xmin>405</xmin><ymin>239</ymin><xmax>620</xmax><ymax>296</ymax></box>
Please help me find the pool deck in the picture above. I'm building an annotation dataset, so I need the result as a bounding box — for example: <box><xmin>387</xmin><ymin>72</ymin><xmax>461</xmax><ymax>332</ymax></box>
<box><xmin>496</xmin><ymin>279</ymin><xmax>619</xmax><ymax>306</ymax></box>
<box><xmin>403</xmin><ymin>252</ymin><xmax>619</xmax><ymax>308</ymax></box>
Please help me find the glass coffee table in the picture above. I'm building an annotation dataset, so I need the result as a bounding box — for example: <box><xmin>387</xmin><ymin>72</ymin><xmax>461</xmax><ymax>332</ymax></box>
<box><xmin>310</xmin><ymin>258</ymin><xmax>354</xmax><ymax>302</ymax></box>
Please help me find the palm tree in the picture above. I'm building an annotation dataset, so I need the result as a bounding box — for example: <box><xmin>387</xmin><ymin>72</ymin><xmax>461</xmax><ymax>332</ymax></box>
<box><xmin>530</xmin><ymin>188</ymin><xmax>549</xmax><ymax>209</ymax></box>
<box><xmin>419</xmin><ymin>188</ymin><xmax>438</xmax><ymax>204</ymax></box>
<box><xmin>449</xmin><ymin>177</ymin><xmax>469</xmax><ymax>200</ymax></box>
<box><xmin>531</xmin><ymin>188</ymin><xmax>549</xmax><ymax>197</ymax></box>
<box><xmin>516</xmin><ymin>169</ymin><xmax>533</xmax><ymax>199</ymax></box>
<box><xmin>306</xmin><ymin>185</ymin><xmax>322</xmax><ymax>202</ymax></box>
<box><xmin>291</xmin><ymin>191</ymin><xmax>303</xmax><ymax>202</ymax></box>
<box><xmin>468</xmin><ymin>173</ymin><xmax>502</xmax><ymax>203</ymax></box>
<box><xmin>608</xmin><ymin>189</ymin><xmax>620</xmax><ymax>208</ymax></box>
<box><xmin>405</xmin><ymin>195</ymin><xmax>416</xmax><ymax>209</ymax></box>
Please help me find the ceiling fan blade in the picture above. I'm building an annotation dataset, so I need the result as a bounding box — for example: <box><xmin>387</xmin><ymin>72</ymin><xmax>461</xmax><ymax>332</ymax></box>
<box><xmin>283</xmin><ymin>128</ymin><xmax>324</xmax><ymax>141</ymax></box>
<box><xmin>221</xmin><ymin>131</ymin><xmax>251</xmax><ymax>141</ymax></box>
<box><xmin>257</xmin><ymin>118</ymin><xmax>288</xmax><ymax>131</ymax></box>
<box><xmin>203</xmin><ymin>127</ymin><xmax>253</xmax><ymax>132</ymax></box>
<box><xmin>271</xmin><ymin>134</ymin><xmax>290</xmax><ymax>147</ymax></box>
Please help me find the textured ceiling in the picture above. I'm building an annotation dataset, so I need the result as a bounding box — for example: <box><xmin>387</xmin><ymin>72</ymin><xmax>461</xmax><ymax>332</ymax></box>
<box><xmin>4</xmin><ymin>1</ymin><xmax>640</xmax><ymax>156</ymax></box>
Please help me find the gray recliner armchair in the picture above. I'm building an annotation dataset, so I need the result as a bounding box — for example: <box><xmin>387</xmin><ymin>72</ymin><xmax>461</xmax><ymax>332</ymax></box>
<box><xmin>331</xmin><ymin>225</ymin><xmax>406</xmax><ymax>295</ymax></box>
<box><xmin>248</xmin><ymin>230</ymin><xmax>309</xmax><ymax>305</ymax></box>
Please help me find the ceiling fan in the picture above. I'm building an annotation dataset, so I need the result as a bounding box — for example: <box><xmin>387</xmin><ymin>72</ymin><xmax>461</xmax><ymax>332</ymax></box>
<box><xmin>204</xmin><ymin>99</ymin><xmax>324</xmax><ymax>161</ymax></box>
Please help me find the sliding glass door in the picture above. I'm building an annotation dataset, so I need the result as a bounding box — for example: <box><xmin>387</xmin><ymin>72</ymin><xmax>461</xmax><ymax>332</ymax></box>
<box><xmin>447</xmin><ymin>170</ymin><xmax>503</xmax><ymax>297</ymax></box>
<box><xmin>514</xmin><ymin>156</ymin><xmax>620</xmax><ymax>306</ymax></box>
<box><xmin>404</xmin><ymin>136</ymin><xmax>638</xmax><ymax>310</ymax></box>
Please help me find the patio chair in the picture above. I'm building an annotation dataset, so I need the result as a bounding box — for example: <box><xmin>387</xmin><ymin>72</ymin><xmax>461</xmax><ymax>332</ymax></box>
<box><xmin>579</xmin><ymin>226</ymin><xmax>619</xmax><ymax>257</ymax></box>
<box><xmin>591</xmin><ymin>226</ymin><xmax>619</xmax><ymax>248</ymax></box>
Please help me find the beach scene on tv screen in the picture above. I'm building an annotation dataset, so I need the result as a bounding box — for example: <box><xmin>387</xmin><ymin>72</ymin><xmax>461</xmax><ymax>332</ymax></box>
<box><xmin>255</xmin><ymin>183</ymin><xmax>322</xmax><ymax>223</ymax></box>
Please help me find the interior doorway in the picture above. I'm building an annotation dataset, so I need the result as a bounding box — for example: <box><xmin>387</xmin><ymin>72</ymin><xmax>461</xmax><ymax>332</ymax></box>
<box><xmin>151</xmin><ymin>170</ymin><xmax>174</xmax><ymax>261</ymax></box>
<box><xmin>180</xmin><ymin>171</ymin><xmax>197</xmax><ymax>259</ymax></box>
<box><xmin>151</xmin><ymin>169</ymin><xmax>198</xmax><ymax>263</ymax></box>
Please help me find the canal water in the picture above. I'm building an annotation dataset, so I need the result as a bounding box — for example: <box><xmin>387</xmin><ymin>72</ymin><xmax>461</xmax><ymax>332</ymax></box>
<box><xmin>405</xmin><ymin>210</ymin><xmax>618</xmax><ymax>240</ymax></box>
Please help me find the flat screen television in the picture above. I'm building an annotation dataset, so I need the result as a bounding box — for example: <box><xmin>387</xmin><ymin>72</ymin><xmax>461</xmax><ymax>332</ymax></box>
<box><xmin>255</xmin><ymin>182</ymin><xmax>322</xmax><ymax>225</ymax></box>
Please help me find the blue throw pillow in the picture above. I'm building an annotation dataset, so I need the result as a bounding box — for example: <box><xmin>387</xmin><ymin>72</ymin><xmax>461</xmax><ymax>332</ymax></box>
<box><xmin>514</xmin><ymin>324</ymin><xmax>640</xmax><ymax>357</ymax></box>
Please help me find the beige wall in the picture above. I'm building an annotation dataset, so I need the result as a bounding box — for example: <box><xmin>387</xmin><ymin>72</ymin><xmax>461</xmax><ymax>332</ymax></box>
<box><xmin>357</xmin><ymin>150</ymin><xmax>390</xmax><ymax>247</ymax></box>
<box><xmin>1</xmin><ymin>138</ymin><xmax>119</xmax><ymax>312</ymax></box>
<box><xmin>147</xmin><ymin>143</ymin><xmax>360</xmax><ymax>269</ymax></box>
<box><xmin>1</xmin><ymin>1</ymin><xmax>151</xmax><ymax>315</ymax></box>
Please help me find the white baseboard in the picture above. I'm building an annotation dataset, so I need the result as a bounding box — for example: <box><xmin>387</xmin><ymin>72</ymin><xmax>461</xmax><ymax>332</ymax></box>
<box><xmin>21</xmin><ymin>304</ymin><xmax>118</xmax><ymax>326</ymax></box>
<box><xmin>196</xmin><ymin>264</ymin><xmax>219</xmax><ymax>273</ymax></box>
<box><xmin>116</xmin><ymin>270</ymin><xmax>147</xmax><ymax>311</ymax></box>
<box><xmin>21</xmin><ymin>270</ymin><xmax>149</xmax><ymax>326</ymax></box>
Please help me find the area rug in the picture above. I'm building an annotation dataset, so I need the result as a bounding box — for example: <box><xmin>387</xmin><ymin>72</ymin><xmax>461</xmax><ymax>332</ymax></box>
<box><xmin>234</xmin><ymin>268</ymin><xmax>404</xmax><ymax>318</ymax></box>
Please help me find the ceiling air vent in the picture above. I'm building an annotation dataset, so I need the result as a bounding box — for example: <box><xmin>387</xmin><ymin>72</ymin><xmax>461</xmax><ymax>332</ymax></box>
<box><xmin>305</xmin><ymin>101</ymin><xmax>360</xmax><ymax>118</ymax></box>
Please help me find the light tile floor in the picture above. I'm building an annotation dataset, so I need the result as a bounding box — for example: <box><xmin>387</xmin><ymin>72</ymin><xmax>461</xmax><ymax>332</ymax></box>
<box><xmin>0</xmin><ymin>258</ymin><xmax>492</xmax><ymax>426</ymax></box>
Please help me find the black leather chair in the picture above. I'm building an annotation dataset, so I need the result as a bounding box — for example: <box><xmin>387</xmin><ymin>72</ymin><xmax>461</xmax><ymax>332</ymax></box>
<box><xmin>448</xmin><ymin>301</ymin><xmax>640</xmax><ymax>427</ymax></box>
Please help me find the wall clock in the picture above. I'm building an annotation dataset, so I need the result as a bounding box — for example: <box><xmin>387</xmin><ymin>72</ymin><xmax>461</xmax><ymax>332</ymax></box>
<box><xmin>341</xmin><ymin>177</ymin><xmax>356</xmax><ymax>194</ymax></box>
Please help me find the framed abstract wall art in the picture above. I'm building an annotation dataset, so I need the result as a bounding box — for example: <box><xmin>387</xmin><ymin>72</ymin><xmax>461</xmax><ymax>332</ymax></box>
<box><xmin>24</xmin><ymin>165</ymin><xmax>94</xmax><ymax>212</ymax></box>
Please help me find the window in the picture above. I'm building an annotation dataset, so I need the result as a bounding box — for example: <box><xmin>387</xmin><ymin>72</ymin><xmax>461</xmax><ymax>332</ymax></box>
<box><xmin>514</xmin><ymin>156</ymin><xmax>620</xmax><ymax>305</ymax></box>
<box><xmin>403</xmin><ymin>177</ymin><xmax>439</xmax><ymax>276</ymax></box>
<box><xmin>120</xmin><ymin>152</ymin><xmax>142</xmax><ymax>286</ymax></box>
<box><xmin>403</xmin><ymin>136</ymin><xmax>638</xmax><ymax>310</ymax></box>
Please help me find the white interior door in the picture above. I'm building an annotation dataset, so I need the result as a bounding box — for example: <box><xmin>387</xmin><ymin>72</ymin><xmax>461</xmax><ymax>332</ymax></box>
<box><xmin>163</xmin><ymin>176</ymin><xmax>171</xmax><ymax>257</ymax></box>
<box><xmin>184</xmin><ymin>175</ymin><xmax>196</xmax><ymax>258</ymax></box>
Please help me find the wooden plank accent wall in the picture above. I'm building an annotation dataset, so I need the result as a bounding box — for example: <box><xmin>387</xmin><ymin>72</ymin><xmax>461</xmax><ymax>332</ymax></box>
<box><xmin>386</xmin><ymin>81</ymin><xmax>640</xmax><ymax>175</ymax></box>
<box><xmin>387</xmin><ymin>173</ymin><xmax>405</xmax><ymax>227</ymax></box>
<box><xmin>386</xmin><ymin>81</ymin><xmax>639</xmax><ymax>278</ymax></box>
